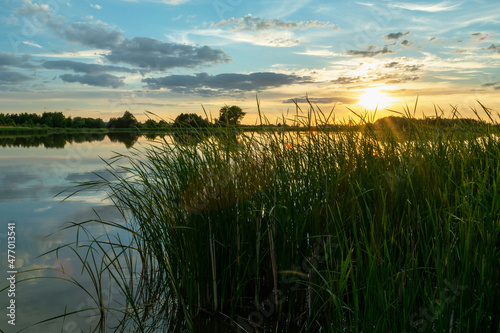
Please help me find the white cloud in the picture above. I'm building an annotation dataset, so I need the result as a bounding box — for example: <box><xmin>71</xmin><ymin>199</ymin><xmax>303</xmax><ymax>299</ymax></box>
<box><xmin>295</xmin><ymin>49</ymin><xmax>342</xmax><ymax>57</ymax></box>
<box><xmin>192</xmin><ymin>28</ymin><xmax>300</xmax><ymax>47</ymax></box>
<box><xmin>214</xmin><ymin>14</ymin><xmax>336</xmax><ymax>31</ymax></box>
<box><xmin>121</xmin><ymin>0</ymin><xmax>189</xmax><ymax>4</ymax></box>
<box><xmin>22</xmin><ymin>41</ymin><xmax>43</xmax><ymax>48</ymax></box>
<box><xmin>392</xmin><ymin>1</ymin><xmax>462</xmax><ymax>12</ymax></box>
<box><xmin>355</xmin><ymin>2</ymin><xmax>374</xmax><ymax>7</ymax></box>
<box><xmin>17</xmin><ymin>0</ymin><xmax>54</xmax><ymax>16</ymax></box>
<box><xmin>37</xmin><ymin>50</ymin><xmax>111</xmax><ymax>59</ymax></box>
<box><xmin>34</xmin><ymin>206</ymin><xmax>52</xmax><ymax>213</ymax></box>
<box><xmin>90</xmin><ymin>4</ymin><xmax>102</xmax><ymax>10</ymax></box>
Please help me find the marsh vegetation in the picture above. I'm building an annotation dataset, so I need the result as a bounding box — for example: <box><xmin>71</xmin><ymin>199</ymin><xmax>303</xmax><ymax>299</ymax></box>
<box><xmin>50</xmin><ymin>100</ymin><xmax>499</xmax><ymax>332</ymax></box>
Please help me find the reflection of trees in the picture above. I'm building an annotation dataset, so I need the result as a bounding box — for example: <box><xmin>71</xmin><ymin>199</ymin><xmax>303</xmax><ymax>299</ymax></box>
<box><xmin>172</xmin><ymin>132</ymin><xmax>205</xmax><ymax>146</ymax></box>
<box><xmin>106</xmin><ymin>132</ymin><xmax>140</xmax><ymax>148</ymax></box>
<box><xmin>0</xmin><ymin>133</ymin><xmax>106</xmax><ymax>148</ymax></box>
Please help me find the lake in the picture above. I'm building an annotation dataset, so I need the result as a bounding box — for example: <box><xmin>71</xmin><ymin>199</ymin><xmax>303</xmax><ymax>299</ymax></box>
<box><xmin>0</xmin><ymin>132</ymin><xmax>286</xmax><ymax>333</ymax></box>
<box><xmin>0</xmin><ymin>134</ymin><xmax>152</xmax><ymax>332</ymax></box>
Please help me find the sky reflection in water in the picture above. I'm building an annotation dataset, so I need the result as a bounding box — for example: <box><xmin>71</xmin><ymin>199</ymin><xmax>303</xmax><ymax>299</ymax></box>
<box><xmin>0</xmin><ymin>135</ymin><xmax>154</xmax><ymax>332</ymax></box>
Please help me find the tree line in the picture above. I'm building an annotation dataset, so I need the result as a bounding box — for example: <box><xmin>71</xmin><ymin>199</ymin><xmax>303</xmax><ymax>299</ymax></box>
<box><xmin>0</xmin><ymin>112</ymin><xmax>105</xmax><ymax>128</ymax></box>
<box><xmin>0</xmin><ymin>106</ymin><xmax>246</xmax><ymax>129</ymax></box>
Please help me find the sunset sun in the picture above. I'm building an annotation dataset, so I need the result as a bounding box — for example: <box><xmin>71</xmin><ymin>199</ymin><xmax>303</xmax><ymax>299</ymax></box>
<box><xmin>357</xmin><ymin>89</ymin><xmax>395</xmax><ymax>110</ymax></box>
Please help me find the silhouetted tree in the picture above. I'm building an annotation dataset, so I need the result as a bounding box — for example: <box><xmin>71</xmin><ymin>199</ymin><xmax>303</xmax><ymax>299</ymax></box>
<box><xmin>173</xmin><ymin>113</ymin><xmax>210</xmax><ymax>128</ymax></box>
<box><xmin>107</xmin><ymin>111</ymin><xmax>139</xmax><ymax>129</ymax></box>
<box><xmin>217</xmin><ymin>105</ymin><xmax>245</xmax><ymax>126</ymax></box>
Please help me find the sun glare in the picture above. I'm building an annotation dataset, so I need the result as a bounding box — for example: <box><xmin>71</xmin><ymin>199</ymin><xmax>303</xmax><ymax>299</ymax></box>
<box><xmin>357</xmin><ymin>89</ymin><xmax>394</xmax><ymax>110</ymax></box>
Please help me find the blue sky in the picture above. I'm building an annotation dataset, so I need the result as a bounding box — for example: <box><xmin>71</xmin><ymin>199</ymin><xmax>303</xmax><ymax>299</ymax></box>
<box><xmin>1</xmin><ymin>0</ymin><xmax>500</xmax><ymax>123</ymax></box>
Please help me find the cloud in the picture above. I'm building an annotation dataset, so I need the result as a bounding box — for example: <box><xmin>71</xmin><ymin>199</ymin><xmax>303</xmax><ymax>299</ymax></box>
<box><xmin>15</xmin><ymin>3</ymin><xmax>229</xmax><ymax>72</ymax></box>
<box><xmin>346</xmin><ymin>45</ymin><xmax>395</xmax><ymax>57</ymax></box>
<box><xmin>384</xmin><ymin>31</ymin><xmax>410</xmax><ymax>41</ymax></box>
<box><xmin>105</xmin><ymin>37</ymin><xmax>230</xmax><ymax>71</ymax></box>
<box><xmin>192</xmin><ymin>28</ymin><xmax>300</xmax><ymax>47</ymax></box>
<box><xmin>0</xmin><ymin>52</ymin><xmax>37</xmax><ymax>69</ymax></box>
<box><xmin>482</xmin><ymin>81</ymin><xmax>500</xmax><ymax>88</ymax></box>
<box><xmin>471</xmin><ymin>33</ymin><xmax>493</xmax><ymax>42</ymax></box>
<box><xmin>43</xmin><ymin>60</ymin><xmax>136</xmax><ymax>74</ymax></box>
<box><xmin>60</xmin><ymin>73</ymin><xmax>125</xmax><ymax>88</ymax></box>
<box><xmin>17</xmin><ymin>0</ymin><xmax>54</xmax><ymax>16</ymax></box>
<box><xmin>384</xmin><ymin>62</ymin><xmax>423</xmax><ymax>72</ymax></box>
<box><xmin>331</xmin><ymin>76</ymin><xmax>362</xmax><ymax>85</ymax></box>
<box><xmin>22</xmin><ymin>41</ymin><xmax>43</xmax><ymax>48</ymax></box>
<box><xmin>283</xmin><ymin>97</ymin><xmax>358</xmax><ymax>104</ymax></box>
<box><xmin>142</xmin><ymin>72</ymin><xmax>311</xmax><ymax>94</ymax></box>
<box><xmin>355</xmin><ymin>2</ymin><xmax>374</xmax><ymax>7</ymax></box>
<box><xmin>62</xmin><ymin>23</ymin><xmax>125</xmax><ymax>49</ymax></box>
<box><xmin>401</xmin><ymin>40</ymin><xmax>414</xmax><ymax>47</ymax></box>
<box><xmin>392</xmin><ymin>1</ymin><xmax>462</xmax><ymax>12</ymax></box>
<box><xmin>486</xmin><ymin>44</ymin><xmax>500</xmax><ymax>53</ymax></box>
<box><xmin>0</xmin><ymin>71</ymin><xmax>35</xmax><ymax>83</ymax></box>
<box><xmin>295</xmin><ymin>49</ymin><xmax>341</xmax><ymax>57</ymax></box>
<box><xmin>90</xmin><ymin>4</ymin><xmax>102</xmax><ymax>9</ymax></box>
<box><xmin>214</xmin><ymin>14</ymin><xmax>336</xmax><ymax>31</ymax></box>
<box><xmin>34</xmin><ymin>206</ymin><xmax>52</xmax><ymax>213</ymax></box>
<box><xmin>0</xmin><ymin>52</ymin><xmax>27</xmax><ymax>67</ymax></box>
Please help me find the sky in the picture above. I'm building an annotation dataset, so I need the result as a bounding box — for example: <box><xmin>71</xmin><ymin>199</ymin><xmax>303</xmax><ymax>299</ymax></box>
<box><xmin>1</xmin><ymin>0</ymin><xmax>500</xmax><ymax>124</ymax></box>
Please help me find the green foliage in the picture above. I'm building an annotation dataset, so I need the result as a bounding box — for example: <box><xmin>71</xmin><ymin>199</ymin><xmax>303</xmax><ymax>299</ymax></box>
<box><xmin>217</xmin><ymin>105</ymin><xmax>245</xmax><ymax>126</ymax></box>
<box><xmin>0</xmin><ymin>112</ymin><xmax>105</xmax><ymax>129</ymax></box>
<box><xmin>52</xmin><ymin>100</ymin><xmax>500</xmax><ymax>332</ymax></box>
<box><xmin>106</xmin><ymin>111</ymin><xmax>139</xmax><ymax>129</ymax></box>
<box><xmin>173</xmin><ymin>113</ymin><xmax>210</xmax><ymax>128</ymax></box>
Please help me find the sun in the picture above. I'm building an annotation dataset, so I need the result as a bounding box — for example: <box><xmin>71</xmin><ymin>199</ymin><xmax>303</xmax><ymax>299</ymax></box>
<box><xmin>357</xmin><ymin>89</ymin><xmax>394</xmax><ymax>110</ymax></box>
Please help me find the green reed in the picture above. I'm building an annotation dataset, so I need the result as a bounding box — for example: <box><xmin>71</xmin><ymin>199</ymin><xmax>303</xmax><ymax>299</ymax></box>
<box><xmin>53</xmin><ymin>99</ymin><xmax>499</xmax><ymax>332</ymax></box>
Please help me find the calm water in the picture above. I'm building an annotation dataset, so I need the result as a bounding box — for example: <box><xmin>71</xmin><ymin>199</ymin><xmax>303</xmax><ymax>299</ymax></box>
<box><xmin>1</xmin><ymin>133</ymin><xmax>297</xmax><ymax>333</ymax></box>
<box><xmin>0</xmin><ymin>134</ymin><xmax>152</xmax><ymax>332</ymax></box>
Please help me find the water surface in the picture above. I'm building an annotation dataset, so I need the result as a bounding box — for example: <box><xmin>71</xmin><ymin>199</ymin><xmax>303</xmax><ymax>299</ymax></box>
<box><xmin>0</xmin><ymin>134</ymin><xmax>149</xmax><ymax>332</ymax></box>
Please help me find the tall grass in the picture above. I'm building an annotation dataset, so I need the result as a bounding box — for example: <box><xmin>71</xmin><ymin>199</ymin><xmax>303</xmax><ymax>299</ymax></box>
<box><xmin>57</xmin><ymin>100</ymin><xmax>499</xmax><ymax>332</ymax></box>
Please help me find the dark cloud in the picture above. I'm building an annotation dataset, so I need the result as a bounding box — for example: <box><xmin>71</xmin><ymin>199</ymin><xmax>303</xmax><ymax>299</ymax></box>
<box><xmin>384</xmin><ymin>62</ymin><xmax>423</xmax><ymax>72</ymax></box>
<box><xmin>331</xmin><ymin>76</ymin><xmax>361</xmax><ymax>85</ymax></box>
<box><xmin>472</xmin><ymin>32</ymin><xmax>492</xmax><ymax>42</ymax></box>
<box><xmin>330</xmin><ymin>71</ymin><xmax>420</xmax><ymax>87</ymax></box>
<box><xmin>16</xmin><ymin>5</ymin><xmax>231</xmax><ymax>73</ymax></box>
<box><xmin>486</xmin><ymin>44</ymin><xmax>500</xmax><ymax>53</ymax></box>
<box><xmin>384</xmin><ymin>75</ymin><xmax>420</xmax><ymax>84</ymax></box>
<box><xmin>283</xmin><ymin>97</ymin><xmax>358</xmax><ymax>104</ymax></box>
<box><xmin>59</xmin><ymin>73</ymin><xmax>124</xmax><ymax>88</ymax></box>
<box><xmin>57</xmin><ymin>24</ymin><xmax>230</xmax><ymax>71</ymax></box>
<box><xmin>43</xmin><ymin>60</ymin><xmax>136</xmax><ymax>74</ymax></box>
<box><xmin>0</xmin><ymin>71</ymin><xmax>35</xmax><ymax>83</ymax></box>
<box><xmin>214</xmin><ymin>14</ymin><xmax>336</xmax><ymax>31</ymax></box>
<box><xmin>384</xmin><ymin>31</ymin><xmax>410</xmax><ymax>41</ymax></box>
<box><xmin>482</xmin><ymin>81</ymin><xmax>500</xmax><ymax>88</ymax></box>
<box><xmin>105</xmin><ymin>37</ymin><xmax>230</xmax><ymax>71</ymax></box>
<box><xmin>405</xmin><ymin>64</ymin><xmax>423</xmax><ymax>71</ymax></box>
<box><xmin>346</xmin><ymin>45</ymin><xmax>395</xmax><ymax>57</ymax></box>
<box><xmin>143</xmin><ymin>72</ymin><xmax>310</xmax><ymax>94</ymax></box>
<box><xmin>63</xmin><ymin>23</ymin><xmax>124</xmax><ymax>49</ymax></box>
<box><xmin>401</xmin><ymin>40</ymin><xmax>414</xmax><ymax>47</ymax></box>
<box><xmin>0</xmin><ymin>52</ymin><xmax>36</xmax><ymax>69</ymax></box>
<box><xmin>0</xmin><ymin>52</ymin><xmax>25</xmax><ymax>66</ymax></box>
<box><xmin>385</xmin><ymin>61</ymin><xmax>399</xmax><ymax>68</ymax></box>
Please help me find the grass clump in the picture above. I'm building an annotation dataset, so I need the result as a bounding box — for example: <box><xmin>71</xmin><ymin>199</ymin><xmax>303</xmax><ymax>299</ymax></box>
<box><xmin>58</xmin><ymin>100</ymin><xmax>499</xmax><ymax>332</ymax></box>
